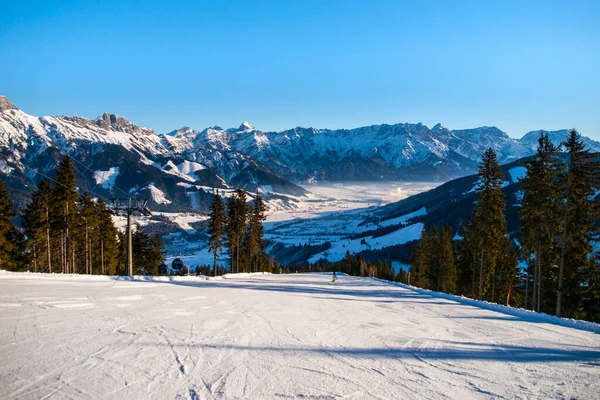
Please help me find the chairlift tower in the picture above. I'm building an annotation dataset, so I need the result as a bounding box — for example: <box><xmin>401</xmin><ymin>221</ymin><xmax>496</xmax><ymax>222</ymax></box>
<box><xmin>109</xmin><ymin>198</ymin><xmax>152</xmax><ymax>277</ymax></box>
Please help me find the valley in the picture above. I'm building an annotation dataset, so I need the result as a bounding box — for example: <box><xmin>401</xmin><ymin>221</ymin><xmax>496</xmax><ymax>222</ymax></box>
<box><xmin>154</xmin><ymin>181</ymin><xmax>439</xmax><ymax>269</ymax></box>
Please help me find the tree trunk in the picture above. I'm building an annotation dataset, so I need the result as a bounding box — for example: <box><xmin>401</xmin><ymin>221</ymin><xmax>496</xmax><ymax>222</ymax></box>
<box><xmin>85</xmin><ymin>222</ymin><xmax>89</xmax><ymax>274</ymax></box>
<box><xmin>46</xmin><ymin>209</ymin><xmax>52</xmax><ymax>273</ymax></box>
<box><xmin>531</xmin><ymin>250</ymin><xmax>540</xmax><ymax>311</ymax></box>
<box><xmin>33</xmin><ymin>243</ymin><xmax>37</xmax><ymax>273</ymax></box>
<box><xmin>472</xmin><ymin>250</ymin><xmax>476</xmax><ymax>298</ymax></box>
<box><xmin>101</xmin><ymin>236</ymin><xmax>105</xmax><ymax>275</ymax></box>
<box><xmin>479</xmin><ymin>248</ymin><xmax>484</xmax><ymax>300</ymax></box>
<box><xmin>65</xmin><ymin>203</ymin><xmax>69</xmax><ymax>274</ymax></box>
<box><xmin>491</xmin><ymin>271</ymin><xmax>496</xmax><ymax>303</ymax></box>
<box><xmin>524</xmin><ymin>258</ymin><xmax>530</xmax><ymax>309</ymax></box>
<box><xmin>537</xmin><ymin>241</ymin><xmax>542</xmax><ymax>312</ymax></box>
<box><xmin>557</xmin><ymin>200</ymin><xmax>569</xmax><ymax>317</ymax></box>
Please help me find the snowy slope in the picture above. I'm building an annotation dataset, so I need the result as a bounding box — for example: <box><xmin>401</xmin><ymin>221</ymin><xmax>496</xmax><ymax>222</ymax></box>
<box><xmin>1</xmin><ymin>272</ymin><xmax>598</xmax><ymax>399</ymax></box>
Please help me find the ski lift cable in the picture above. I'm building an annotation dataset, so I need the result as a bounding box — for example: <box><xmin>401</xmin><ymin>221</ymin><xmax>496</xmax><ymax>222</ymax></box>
<box><xmin>66</xmin><ymin>154</ymin><xmax>134</xmax><ymax>200</ymax></box>
<box><xmin>28</xmin><ymin>167</ymin><xmax>109</xmax><ymax>200</ymax></box>
<box><xmin>67</xmin><ymin>155</ymin><xmax>199</xmax><ymax>213</ymax></box>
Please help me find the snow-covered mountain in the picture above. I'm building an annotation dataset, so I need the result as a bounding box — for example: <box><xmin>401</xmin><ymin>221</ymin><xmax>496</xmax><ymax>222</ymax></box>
<box><xmin>165</xmin><ymin>121</ymin><xmax>600</xmax><ymax>183</ymax></box>
<box><xmin>2</xmin><ymin>94</ymin><xmax>599</xmax><ymax>211</ymax></box>
<box><xmin>0</xmin><ymin>96</ymin><xmax>306</xmax><ymax>211</ymax></box>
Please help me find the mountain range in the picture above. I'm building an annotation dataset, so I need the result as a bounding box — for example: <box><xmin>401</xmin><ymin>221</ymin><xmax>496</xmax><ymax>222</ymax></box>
<box><xmin>2</xmin><ymin>95</ymin><xmax>599</xmax><ymax>212</ymax></box>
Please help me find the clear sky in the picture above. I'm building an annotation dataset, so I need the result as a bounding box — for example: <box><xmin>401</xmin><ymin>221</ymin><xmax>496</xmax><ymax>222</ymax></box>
<box><xmin>1</xmin><ymin>0</ymin><xmax>599</xmax><ymax>139</ymax></box>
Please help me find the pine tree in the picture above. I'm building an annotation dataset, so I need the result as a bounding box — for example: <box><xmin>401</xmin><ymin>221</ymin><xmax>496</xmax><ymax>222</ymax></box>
<box><xmin>438</xmin><ymin>225</ymin><xmax>458</xmax><ymax>294</ymax></box>
<box><xmin>132</xmin><ymin>224</ymin><xmax>151</xmax><ymax>275</ymax></box>
<box><xmin>147</xmin><ymin>234</ymin><xmax>166</xmax><ymax>275</ymax></box>
<box><xmin>225</xmin><ymin>188</ymin><xmax>248</xmax><ymax>273</ymax></box>
<box><xmin>246</xmin><ymin>192</ymin><xmax>266</xmax><ymax>273</ymax></box>
<box><xmin>494</xmin><ymin>237</ymin><xmax>519</xmax><ymax>306</ymax></box>
<box><xmin>21</xmin><ymin>180</ymin><xmax>54</xmax><ymax>273</ymax></box>
<box><xmin>411</xmin><ymin>227</ymin><xmax>433</xmax><ymax>289</ymax></box>
<box><xmin>520</xmin><ymin>133</ymin><xmax>561</xmax><ymax>312</ymax></box>
<box><xmin>207</xmin><ymin>190</ymin><xmax>225</xmax><ymax>276</ymax></box>
<box><xmin>555</xmin><ymin>129</ymin><xmax>600</xmax><ymax>318</ymax></box>
<box><xmin>96</xmin><ymin>197</ymin><xmax>119</xmax><ymax>275</ymax></box>
<box><xmin>456</xmin><ymin>219</ymin><xmax>479</xmax><ymax>298</ymax></box>
<box><xmin>471</xmin><ymin>148</ymin><xmax>508</xmax><ymax>300</ymax></box>
<box><xmin>78</xmin><ymin>192</ymin><xmax>98</xmax><ymax>274</ymax></box>
<box><xmin>52</xmin><ymin>156</ymin><xmax>79</xmax><ymax>274</ymax></box>
<box><xmin>0</xmin><ymin>179</ymin><xmax>18</xmax><ymax>270</ymax></box>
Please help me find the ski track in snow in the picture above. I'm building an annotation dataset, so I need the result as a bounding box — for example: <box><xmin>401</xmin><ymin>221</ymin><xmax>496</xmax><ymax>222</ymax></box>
<box><xmin>1</xmin><ymin>272</ymin><xmax>599</xmax><ymax>399</ymax></box>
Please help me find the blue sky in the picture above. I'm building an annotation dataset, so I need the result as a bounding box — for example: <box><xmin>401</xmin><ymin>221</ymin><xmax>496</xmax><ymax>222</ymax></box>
<box><xmin>1</xmin><ymin>0</ymin><xmax>599</xmax><ymax>139</ymax></box>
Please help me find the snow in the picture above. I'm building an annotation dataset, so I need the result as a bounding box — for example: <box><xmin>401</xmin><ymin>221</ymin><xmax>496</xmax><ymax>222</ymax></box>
<box><xmin>94</xmin><ymin>167</ymin><xmax>120</xmax><ymax>189</ymax></box>
<box><xmin>146</xmin><ymin>182</ymin><xmax>172</xmax><ymax>205</ymax></box>
<box><xmin>379</xmin><ymin>207</ymin><xmax>426</xmax><ymax>227</ymax></box>
<box><xmin>1</xmin><ymin>271</ymin><xmax>598</xmax><ymax>399</ymax></box>
<box><xmin>308</xmin><ymin>223</ymin><xmax>424</xmax><ymax>263</ymax></box>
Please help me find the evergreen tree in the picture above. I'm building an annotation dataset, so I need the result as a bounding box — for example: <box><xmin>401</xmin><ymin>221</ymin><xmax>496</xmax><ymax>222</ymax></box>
<box><xmin>78</xmin><ymin>192</ymin><xmax>98</xmax><ymax>274</ymax></box>
<box><xmin>0</xmin><ymin>179</ymin><xmax>19</xmax><ymax>270</ymax></box>
<box><xmin>246</xmin><ymin>192</ymin><xmax>266</xmax><ymax>272</ymax></box>
<box><xmin>411</xmin><ymin>227</ymin><xmax>433</xmax><ymax>289</ymax></box>
<box><xmin>225</xmin><ymin>188</ymin><xmax>248</xmax><ymax>273</ymax></box>
<box><xmin>438</xmin><ymin>225</ymin><xmax>457</xmax><ymax>294</ymax></box>
<box><xmin>520</xmin><ymin>133</ymin><xmax>561</xmax><ymax>312</ymax></box>
<box><xmin>555</xmin><ymin>129</ymin><xmax>600</xmax><ymax>318</ymax></box>
<box><xmin>456</xmin><ymin>219</ymin><xmax>479</xmax><ymax>298</ymax></box>
<box><xmin>207</xmin><ymin>190</ymin><xmax>225</xmax><ymax>276</ymax></box>
<box><xmin>52</xmin><ymin>156</ymin><xmax>79</xmax><ymax>274</ymax></box>
<box><xmin>471</xmin><ymin>148</ymin><xmax>508</xmax><ymax>300</ymax></box>
<box><xmin>96</xmin><ymin>197</ymin><xmax>119</xmax><ymax>275</ymax></box>
<box><xmin>21</xmin><ymin>180</ymin><xmax>54</xmax><ymax>273</ymax></box>
<box><xmin>132</xmin><ymin>224</ymin><xmax>150</xmax><ymax>275</ymax></box>
<box><xmin>147</xmin><ymin>234</ymin><xmax>166</xmax><ymax>275</ymax></box>
<box><xmin>494</xmin><ymin>237</ymin><xmax>519</xmax><ymax>306</ymax></box>
<box><xmin>116</xmin><ymin>230</ymin><xmax>127</xmax><ymax>275</ymax></box>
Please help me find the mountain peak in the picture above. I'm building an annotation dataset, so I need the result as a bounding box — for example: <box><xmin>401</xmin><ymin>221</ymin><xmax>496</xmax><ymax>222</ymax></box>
<box><xmin>239</xmin><ymin>121</ymin><xmax>256</xmax><ymax>131</ymax></box>
<box><xmin>0</xmin><ymin>95</ymin><xmax>18</xmax><ymax>112</ymax></box>
<box><xmin>94</xmin><ymin>112</ymin><xmax>154</xmax><ymax>135</ymax></box>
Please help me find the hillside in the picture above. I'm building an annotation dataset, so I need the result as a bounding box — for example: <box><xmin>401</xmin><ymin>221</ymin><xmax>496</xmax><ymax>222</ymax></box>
<box><xmin>1</xmin><ymin>272</ymin><xmax>598</xmax><ymax>399</ymax></box>
<box><xmin>266</xmin><ymin>160</ymin><xmax>529</xmax><ymax>266</ymax></box>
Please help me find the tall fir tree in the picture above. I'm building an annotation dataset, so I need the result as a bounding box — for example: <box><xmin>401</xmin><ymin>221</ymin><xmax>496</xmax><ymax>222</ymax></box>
<box><xmin>245</xmin><ymin>192</ymin><xmax>267</xmax><ymax>272</ymax></box>
<box><xmin>52</xmin><ymin>156</ymin><xmax>79</xmax><ymax>274</ymax></box>
<box><xmin>78</xmin><ymin>192</ymin><xmax>98</xmax><ymax>274</ymax></box>
<box><xmin>96</xmin><ymin>197</ymin><xmax>119</xmax><ymax>275</ymax></box>
<box><xmin>147</xmin><ymin>234</ymin><xmax>166</xmax><ymax>275</ymax></box>
<box><xmin>456</xmin><ymin>219</ymin><xmax>478</xmax><ymax>297</ymax></box>
<box><xmin>438</xmin><ymin>225</ymin><xmax>458</xmax><ymax>294</ymax></box>
<box><xmin>226</xmin><ymin>188</ymin><xmax>248</xmax><ymax>273</ymax></box>
<box><xmin>555</xmin><ymin>129</ymin><xmax>600</xmax><ymax>318</ymax></box>
<box><xmin>471</xmin><ymin>148</ymin><xmax>509</xmax><ymax>300</ymax></box>
<box><xmin>520</xmin><ymin>133</ymin><xmax>561</xmax><ymax>312</ymax></box>
<box><xmin>411</xmin><ymin>227</ymin><xmax>433</xmax><ymax>288</ymax></box>
<box><xmin>21</xmin><ymin>180</ymin><xmax>54</xmax><ymax>273</ymax></box>
<box><xmin>0</xmin><ymin>179</ymin><xmax>20</xmax><ymax>270</ymax></box>
<box><xmin>207</xmin><ymin>190</ymin><xmax>225</xmax><ymax>276</ymax></box>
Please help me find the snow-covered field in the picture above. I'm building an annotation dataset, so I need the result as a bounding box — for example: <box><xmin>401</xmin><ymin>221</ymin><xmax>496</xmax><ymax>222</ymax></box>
<box><xmin>152</xmin><ymin>182</ymin><xmax>438</xmax><ymax>268</ymax></box>
<box><xmin>1</xmin><ymin>272</ymin><xmax>599</xmax><ymax>399</ymax></box>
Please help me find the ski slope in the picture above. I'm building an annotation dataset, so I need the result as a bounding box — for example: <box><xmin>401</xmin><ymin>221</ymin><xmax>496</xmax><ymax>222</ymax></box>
<box><xmin>1</xmin><ymin>272</ymin><xmax>599</xmax><ymax>399</ymax></box>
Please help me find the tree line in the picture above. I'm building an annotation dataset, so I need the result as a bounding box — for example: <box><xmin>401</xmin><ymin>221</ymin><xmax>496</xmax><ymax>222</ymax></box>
<box><xmin>411</xmin><ymin>130</ymin><xmax>600</xmax><ymax>322</ymax></box>
<box><xmin>206</xmin><ymin>187</ymin><xmax>275</xmax><ymax>275</ymax></box>
<box><xmin>0</xmin><ymin>156</ymin><xmax>165</xmax><ymax>275</ymax></box>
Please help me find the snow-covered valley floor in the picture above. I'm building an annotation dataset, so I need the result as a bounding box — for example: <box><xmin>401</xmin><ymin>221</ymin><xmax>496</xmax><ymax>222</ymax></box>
<box><xmin>1</xmin><ymin>272</ymin><xmax>599</xmax><ymax>399</ymax></box>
